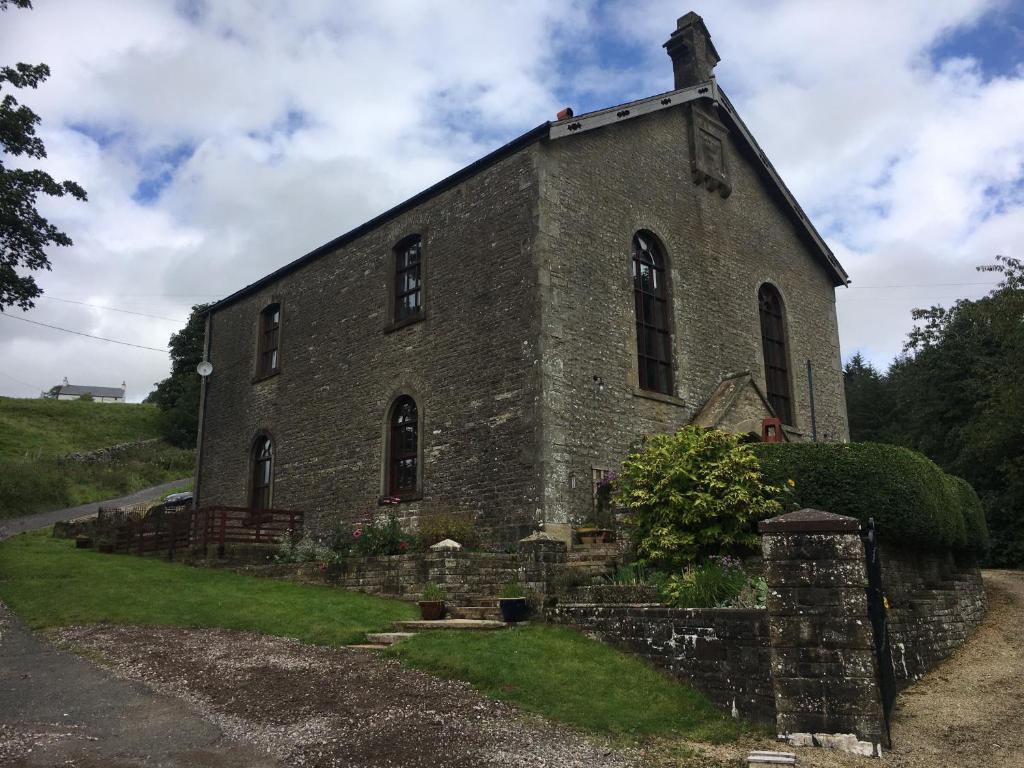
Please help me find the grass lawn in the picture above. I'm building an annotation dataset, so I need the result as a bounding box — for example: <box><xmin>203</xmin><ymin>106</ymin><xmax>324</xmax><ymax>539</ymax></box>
<box><xmin>0</xmin><ymin>531</ymin><xmax>416</xmax><ymax>645</ymax></box>
<box><xmin>0</xmin><ymin>532</ymin><xmax>745</xmax><ymax>744</ymax></box>
<box><xmin>0</xmin><ymin>398</ymin><xmax>162</xmax><ymax>461</ymax></box>
<box><xmin>388</xmin><ymin>625</ymin><xmax>744</xmax><ymax>742</ymax></box>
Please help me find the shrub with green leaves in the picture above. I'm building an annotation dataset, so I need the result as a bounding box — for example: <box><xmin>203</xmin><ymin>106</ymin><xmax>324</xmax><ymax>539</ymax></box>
<box><xmin>661</xmin><ymin>556</ymin><xmax>765</xmax><ymax>609</ymax></box>
<box><xmin>752</xmin><ymin>442</ymin><xmax>988</xmax><ymax>552</ymax></box>
<box><xmin>616</xmin><ymin>426</ymin><xmax>783</xmax><ymax>570</ymax></box>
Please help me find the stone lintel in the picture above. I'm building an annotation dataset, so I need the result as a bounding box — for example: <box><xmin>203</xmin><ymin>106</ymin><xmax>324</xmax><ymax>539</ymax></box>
<box><xmin>759</xmin><ymin>508</ymin><xmax>860</xmax><ymax>535</ymax></box>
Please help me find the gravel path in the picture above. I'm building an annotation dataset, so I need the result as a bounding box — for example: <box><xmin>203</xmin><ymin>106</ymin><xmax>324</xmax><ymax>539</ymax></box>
<box><xmin>40</xmin><ymin>625</ymin><xmax>638</xmax><ymax>768</ymax></box>
<box><xmin>0</xmin><ymin>477</ymin><xmax>190</xmax><ymax>540</ymax></box>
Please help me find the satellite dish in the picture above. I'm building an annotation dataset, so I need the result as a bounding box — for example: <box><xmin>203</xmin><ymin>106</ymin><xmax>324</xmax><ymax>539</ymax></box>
<box><xmin>196</xmin><ymin>360</ymin><xmax>213</xmax><ymax>377</ymax></box>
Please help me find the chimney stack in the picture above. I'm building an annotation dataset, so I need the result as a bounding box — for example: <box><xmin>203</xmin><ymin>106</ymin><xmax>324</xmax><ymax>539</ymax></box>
<box><xmin>663</xmin><ymin>11</ymin><xmax>720</xmax><ymax>90</ymax></box>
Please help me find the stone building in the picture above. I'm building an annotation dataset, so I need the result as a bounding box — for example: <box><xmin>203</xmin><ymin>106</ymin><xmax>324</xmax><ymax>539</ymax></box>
<box><xmin>194</xmin><ymin>12</ymin><xmax>850</xmax><ymax>544</ymax></box>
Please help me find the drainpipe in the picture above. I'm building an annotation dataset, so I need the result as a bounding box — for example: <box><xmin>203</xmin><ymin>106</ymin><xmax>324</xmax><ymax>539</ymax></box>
<box><xmin>193</xmin><ymin>313</ymin><xmax>213</xmax><ymax>506</ymax></box>
<box><xmin>806</xmin><ymin>359</ymin><xmax>818</xmax><ymax>442</ymax></box>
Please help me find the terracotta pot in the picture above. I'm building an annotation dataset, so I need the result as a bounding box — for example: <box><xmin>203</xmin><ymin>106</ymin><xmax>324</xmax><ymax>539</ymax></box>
<box><xmin>418</xmin><ymin>600</ymin><xmax>445</xmax><ymax>621</ymax></box>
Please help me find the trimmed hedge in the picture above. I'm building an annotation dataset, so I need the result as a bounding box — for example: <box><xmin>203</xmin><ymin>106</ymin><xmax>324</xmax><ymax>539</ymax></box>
<box><xmin>752</xmin><ymin>442</ymin><xmax>988</xmax><ymax>553</ymax></box>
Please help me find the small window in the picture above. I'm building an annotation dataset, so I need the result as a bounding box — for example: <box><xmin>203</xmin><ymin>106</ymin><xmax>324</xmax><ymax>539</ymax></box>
<box><xmin>257</xmin><ymin>303</ymin><xmax>281</xmax><ymax>377</ymax></box>
<box><xmin>251</xmin><ymin>436</ymin><xmax>273</xmax><ymax>510</ymax></box>
<box><xmin>394</xmin><ymin>237</ymin><xmax>422</xmax><ymax>323</ymax></box>
<box><xmin>388</xmin><ymin>395</ymin><xmax>419</xmax><ymax>497</ymax></box>
<box><xmin>632</xmin><ymin>232</ymin><xmax>673</xmax><ymax>394</ymax></box>
<box><xmin>758</xmin><ymin>283</ymin><xmax>793</xmax><ymax>425</ymax></box>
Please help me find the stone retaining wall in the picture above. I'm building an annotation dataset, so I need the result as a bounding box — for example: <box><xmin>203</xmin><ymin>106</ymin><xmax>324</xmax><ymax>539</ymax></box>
<box><xmin>548</xmin><ymin>603</ymin><xmax>774</xmax><ymax>724</ymax></box>
<box><xmin>880</xmin><ymin>548</ymin><xmax>985</xmax><ymax>686</ymax></box>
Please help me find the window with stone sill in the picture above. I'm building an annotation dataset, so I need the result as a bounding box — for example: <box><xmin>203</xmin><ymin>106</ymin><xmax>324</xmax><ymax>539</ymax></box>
<box><xmin>394</xmin><ymin>236</ymin><xmax>422</xmax><ymax>324</ymax></box>
<box><xmin>387</xmin><ymin>395</ymin><xmax>419</xmax><ymax>497</ymax></box>
<box><xmin>632</xmin><ymin>231</ymin><xmax>674</xmax><ymax>395</ymax></box>
<box><xmin>250</xmin><ymin>435</ymin><xmax>273</xmax><ymax>510</ymax></box>
<box><xmin>758</xmin><ymin>283</ymin><xmax>793</xmax><ymax>426</ymax></box>
<box><xmin>257</xmin><ymin>303</ymin><xmax>281</xmax><ymax>378</ymax></box>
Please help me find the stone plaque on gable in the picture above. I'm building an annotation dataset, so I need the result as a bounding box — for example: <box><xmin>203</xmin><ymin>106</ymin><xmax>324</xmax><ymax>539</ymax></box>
<box><xmin>689</xmin><ymin>107</ymin><xmax>732</xmax><ymax>198</ymax></box>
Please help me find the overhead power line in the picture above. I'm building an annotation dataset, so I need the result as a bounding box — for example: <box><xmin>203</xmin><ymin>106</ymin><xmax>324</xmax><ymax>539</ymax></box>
<box><xmin>0</xmin><ymin>370</ymin><xmax>43</xmax><ymax>392</ymax></box>
<box><xmin>0</xmin><ymin>313</ymin><xmax>168</xmax><ymax>353</ymax></box>
<box><xmin>847</xmin><ymin>281</ymin><xmax>997</xmax><ymax>289</ymax></box>
<box><xmin>39</xmin><ymin>296</ymin><xmax>187</xmax><ymax>323</ymax></box>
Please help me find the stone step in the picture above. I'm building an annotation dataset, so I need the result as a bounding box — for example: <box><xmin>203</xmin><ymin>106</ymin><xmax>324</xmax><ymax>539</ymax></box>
<box><xmin>394</xmin><ymin>618</ymin><xmax>509</xmax><ymax>631</ymax></box>
<box><xmin>345</xmin><ymin>643</ymin><xmax>391</xmax><ymax>651</ymax></box>
<box><xmin>365</xmin><ymin>632</ymin><xmax>418</xmax><ymax>645</ymax></box>
<box><xmin>449</xmin><ymin>605</ymin><xmax>501</xmax><ymax>621</ymax></box>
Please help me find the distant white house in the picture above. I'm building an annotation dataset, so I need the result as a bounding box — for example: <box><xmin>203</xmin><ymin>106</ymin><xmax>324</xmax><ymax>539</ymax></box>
<box><xmin>52</xmin><ymin>378</ymin><xmax>126</xmax><ymax>403</ymax></box>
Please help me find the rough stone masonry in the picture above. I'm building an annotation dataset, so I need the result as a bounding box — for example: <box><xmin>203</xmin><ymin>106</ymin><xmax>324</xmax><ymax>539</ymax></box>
<box><xmin>195</xmin><ymin>12</ymin><xmax>850</xmax><ymax>543</ymax></box>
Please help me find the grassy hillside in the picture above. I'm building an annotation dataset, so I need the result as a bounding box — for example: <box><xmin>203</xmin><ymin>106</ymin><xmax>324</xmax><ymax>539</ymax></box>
<box><xmin>0</xmin><ymin>397</ymin><xmax>162</xmax><ymax>461</ymax></box>
<box><xmin>0</xmin><ymin>397</ymin><xmax>193</xmax><ymax>518</ymax></box>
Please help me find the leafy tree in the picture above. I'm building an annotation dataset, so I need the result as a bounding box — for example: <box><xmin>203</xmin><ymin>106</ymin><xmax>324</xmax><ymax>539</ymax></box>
<box><xmin>146</xmin><ymin>304</ymin><xmax>209</xmax><ymax>448</ymax></box>
<box><xmin>843</xmin><ymin>353</ymin><xmax>895</xmax><ymax>443</ymax></box>
<box><xmin>1</xmin><ymin>0</ymin><xmax>87</xmax><ymax>311</ymax></box>
<box><xmin>845</xmin><ymin>256</ymin><xmax>1024</xmax><ymax>566</ymax></box>
<box><xmin>615</xmin><ymin>425</ymin><xmax>783</xmax><ymax>570</ymax></box>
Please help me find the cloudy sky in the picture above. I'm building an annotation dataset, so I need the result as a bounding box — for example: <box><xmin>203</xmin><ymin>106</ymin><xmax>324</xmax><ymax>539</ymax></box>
<box><xmin>1</xmin><ymin>0</ymin><xmax>1021</xmax><ymax>401</ymax></box>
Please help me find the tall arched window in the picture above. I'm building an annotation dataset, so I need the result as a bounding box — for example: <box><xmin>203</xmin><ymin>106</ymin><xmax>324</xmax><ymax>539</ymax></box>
<box><xmin>257</xmin><ymin>303</ymin><xmax>281</xmax><ymax>377</ymax></box>
<box><xmin>251</xmin><ymin>435</ymin><xmax>273</xmax><ymax>509</ymax></box>
<box><xmin>758</xmin><ymin>283</ymin><xmax>793</xmax><ymax>425</ymax></box>
<box><xmin>394</xmin><ymin>236</ymin><xmax>422</xmax><ymax>323</ymax></box>
<box><xmin>632</xmin><ymin>232</ymin><xmax>673</xmax><ymax>394</ymax></box>
<box><xmin>388</xmin><ymin>396</ymin><xmax>419</xmax><ymax>497</ymax></box>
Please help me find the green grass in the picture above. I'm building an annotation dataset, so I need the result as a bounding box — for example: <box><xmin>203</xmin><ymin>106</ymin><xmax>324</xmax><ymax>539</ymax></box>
<box><xmin>0</xmin><ymin>531</ymin><xmax>417</xmax><ymax>645</ymax></box>
<box><xmin>388</xmin><ymin>625</ymin><xmax>743</xmax><ymax>742</ymax></box>
<box><xmin>0</xmin><ymin>397</ymin><xmax>162</xmax><ymax>461</ymax></box>
<box><xmin>0</xmin><ymin>441</ymin><xmax>194</xmax><ymax>518</ymax></box>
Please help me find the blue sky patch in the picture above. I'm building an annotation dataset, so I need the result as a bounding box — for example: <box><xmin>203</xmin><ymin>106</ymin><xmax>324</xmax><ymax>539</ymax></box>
<box><xmin>930</xmin><ymin>6</ymin><xmax>1024</xmax><ymax>79</ymax></box>
<box><xmin>132</xmin><ymin>142</ymin><xmax>196</xmax><ymax>204</ymax></box>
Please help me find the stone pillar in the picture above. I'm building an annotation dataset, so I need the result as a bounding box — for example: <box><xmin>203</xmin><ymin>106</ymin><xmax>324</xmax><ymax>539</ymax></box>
<box><xmin>517</xmin><ymin>532</ymin><xmax>567</xmax><ymax>597</ymax></box>
<box><xmin>760</xmin><ymin>509</ymin><xmax>885</xmax><ymax>757</ymax></box>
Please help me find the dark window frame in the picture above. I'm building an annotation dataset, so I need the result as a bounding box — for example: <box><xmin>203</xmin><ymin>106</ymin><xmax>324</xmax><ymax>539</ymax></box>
<box><xmin>256</xmin><ymin>303</ymin><xmax>281</xmax><ymax>379</ymax></box>
<box><xmin>250</xmin><ymin>434</ymin><xmax>273</xmax><ymax>510</ymax></box>
<box><xmin>393</xmin><ymin>236</ymin><xmax>423</xmax><ymax>325</ymax></box>
<box><xmin>632</xmin><ymin>231</ymin><xmax>674</xmax><ymax>395</ymax></box>
<box><xmin>758</xmin><ymin>283</ymin><xmax>794</xmax><ymax>426</ymax></box>
<box><xmin>387</xmin><ymin>395</ymin><xmax>420</xmax><ymax>499</ymax></box>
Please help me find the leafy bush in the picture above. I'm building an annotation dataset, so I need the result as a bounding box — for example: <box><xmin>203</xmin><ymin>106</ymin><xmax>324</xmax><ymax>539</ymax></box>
<box><xmin>752</xmin><ymin>442</ymin><xmax>988</xmax><ymax>552</ymax></box>
<box><xmin>605</xmin><ymin>562</ymin><xmax>650</xmax><ymax>586</ymax></box>
<box><xmin>661</xmin><ymin>557</ymin><xmax>764</xmax><ymax>608</ymax></box>
<box><xmin>421</xmin><ymin>583</ymin><xmax>445</xmax><ymax>601</ymax></box>
<box><xmin>499</xmin><ymin>581</ymin><xmax>525</xmax><ymax>599</ymax></box>
<box><xmin>616</xmin><ymin>426</ymin><xmax>783</xmax><ymax>570</ymax></box>
<box><xmin>417</xmin><ymin>511</ymin><xmax>479</xmax><ymax>550</ymax></box>
<box><xmin>351</xmin><ymin>516</ymin><xmax>413</xmax><ymax>556</ymax></box>
<box><xmin>947</xmin><ymin>475</ymin><xmax>989</xmax><ymax>554</ymax></box>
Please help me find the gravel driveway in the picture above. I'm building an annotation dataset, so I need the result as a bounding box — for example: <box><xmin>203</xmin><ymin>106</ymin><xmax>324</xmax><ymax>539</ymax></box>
<box><xmin>29</xmin><ymin>625</ymin><xmax>638</xmax><ymax>768</ymax></box>
<box><xmin>4</xmin><ymin>571</ymin><xmax>1021</xmax><ymax>767</ymax></box>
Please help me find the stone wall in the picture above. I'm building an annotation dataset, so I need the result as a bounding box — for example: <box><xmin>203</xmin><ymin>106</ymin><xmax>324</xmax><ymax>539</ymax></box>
<box><xmin>880</xmin><ymin>548</ymin><xmax>985</xmax><ymax>686</ymax></box>
<box><xmin>197</xmin><ymin>146</ymin><xmax>546</xmax><ymax>545</ymax></box>
<box><xmin>549</xmin><ymin>602</ymin><xmax>774</xmax><ymax>724</ymax></box>
<box><xmin>535</xmin><ymin>103</ymin><xmax>849</xmax><ymax>529</ymax></box>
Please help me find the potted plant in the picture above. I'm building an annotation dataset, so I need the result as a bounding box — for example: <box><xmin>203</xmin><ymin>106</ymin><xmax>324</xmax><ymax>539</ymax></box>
<box><xmin>498</xmin><ymin>581</ymin><xmax>530</xmax><ymax>623</ymax></box>
<box><xmin>418</xmin><ymin>582</ymin><xmax>445</xmax><ymax>620</ymax></box>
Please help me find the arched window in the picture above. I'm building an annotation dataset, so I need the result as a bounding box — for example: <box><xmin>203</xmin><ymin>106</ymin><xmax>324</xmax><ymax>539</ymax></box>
<box><xmin>758</xmin><ymin>283</ymin><xmax>793</xmax><ymax>425</ymax></box>
<box><xmin>251</xmin><ymin>435</ymin><xmax>273</xmax><ymax>509</ymax></box>
<box><xmin>388</xmin><ymin>396</ymin><xmax>419</xmax><ymax>497</ymax></box>
<box><xmin>257</xmin><ymin>303</ymin><xmax>281</xmax><ymax>377</ymax></box>
<box><xmin>632</xmin><ymin>232</ymin><xmax>673</xmax><ymax>394</ymax></box>
<box><xmin>394</xmin><ymin>236</ymin><xmax>422</xmax><ymax>323</ymax></box>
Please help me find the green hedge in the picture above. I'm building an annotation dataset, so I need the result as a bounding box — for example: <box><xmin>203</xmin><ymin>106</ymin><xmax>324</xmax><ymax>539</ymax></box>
<box><xmin>752</xmin><ymin>442</ymin><xmax>988</xmax><ymax>553</ymax></box>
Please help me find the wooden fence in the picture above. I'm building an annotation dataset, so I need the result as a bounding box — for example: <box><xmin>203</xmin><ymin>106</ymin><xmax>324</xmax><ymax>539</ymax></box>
<box><xmin>96</xmin><ymin>504</ymin><xmax>303</xmax><ymax>559</ymax></box>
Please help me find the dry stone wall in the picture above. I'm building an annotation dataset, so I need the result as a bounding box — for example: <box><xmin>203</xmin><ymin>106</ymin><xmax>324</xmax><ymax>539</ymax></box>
<box><xmin>549</xmin><ymin>603</ymin><xmax>774</xmax><ymax>724</ymax></box>
<box><xmin>880</xmin><ymin>548</ymin><xmax>985</xmax><ymax>686</ymax></box>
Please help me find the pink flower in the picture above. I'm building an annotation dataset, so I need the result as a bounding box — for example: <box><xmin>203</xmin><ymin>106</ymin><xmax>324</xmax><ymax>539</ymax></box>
<box><xmin>399</xmin><ymin>541</ymin><xmax>408</xmax><ymax>551</ymax></box>
<box><xmin>353</xmin><ymin>529</ymin><xmax>362</xmax><ymax>539</ymax></box>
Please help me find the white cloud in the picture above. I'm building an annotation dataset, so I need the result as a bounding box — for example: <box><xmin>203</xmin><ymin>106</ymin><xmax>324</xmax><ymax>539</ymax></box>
<box><xmin>0</xmin><ymin>0</ymin><xmax>1021</xmax><ymax>401</ymax></box>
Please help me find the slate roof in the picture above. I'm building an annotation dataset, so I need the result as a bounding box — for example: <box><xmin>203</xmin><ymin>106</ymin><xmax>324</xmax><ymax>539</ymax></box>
<box><xmin>207</xmin><ymin>79</ymin><xmax>848</xmax><ymax>315</ymax></box>
<box><xmin>58</xmin><ymin>384</ymin><xmax>125</xmax><ymax>398</ymax></box>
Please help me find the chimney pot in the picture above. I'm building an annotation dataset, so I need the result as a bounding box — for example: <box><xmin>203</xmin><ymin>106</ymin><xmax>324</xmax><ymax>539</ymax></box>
<box><xmin>556</xmin><ymin>107</ymin><xmax>574</xmax><ymax>121</ymax></box>
<box><xmin>663</xmin><ymin>11</ymin><xmax>720</xmax><ymax>90</ymax></box>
